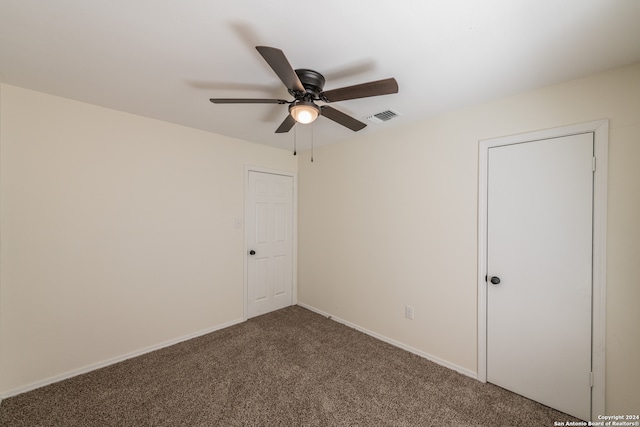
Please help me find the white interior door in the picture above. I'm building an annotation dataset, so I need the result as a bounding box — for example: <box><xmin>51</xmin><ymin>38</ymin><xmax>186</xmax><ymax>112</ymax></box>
<box><xmin>486</xmin><ymin>133</ymin><xmax>593</xmax><ymax>420</ymax></box>
<box><xmin>246</xmin><ymin>171</ymin><xmax>293</xmax><ymax>318</ymax></box>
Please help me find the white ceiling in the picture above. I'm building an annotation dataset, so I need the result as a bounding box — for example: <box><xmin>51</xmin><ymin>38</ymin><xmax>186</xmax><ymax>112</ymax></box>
<box><xmin>1</xmin><ymin>1</ymin><xmax>640</xmax><ymax>150</ymax></box>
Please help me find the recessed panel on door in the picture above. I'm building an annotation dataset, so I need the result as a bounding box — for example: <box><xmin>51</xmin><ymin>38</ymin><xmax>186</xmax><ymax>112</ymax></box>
<box><xmin>254</xmin><ymin>258</ymin><xmax>268</xmax><ymax>301</ymax></box>
<box><xmin>274</xmin><ymin>255</ymin><xmax>287</xmax><ymax>296</ymax></box>
<box><xmin>275</xmin><ymin>203</ymin><xmax>287</xmax><ymax>243</ymax></box>
<box><xmin>255</xmin><ymin>203</ymin><xmax>268</xmax><ymax>244</ymax></box>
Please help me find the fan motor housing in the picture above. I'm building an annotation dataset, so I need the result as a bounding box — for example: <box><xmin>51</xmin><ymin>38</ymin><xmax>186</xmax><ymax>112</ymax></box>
<box><xmin>294</xmin><ymin>69</ymin><xmax>325</xmax><ymax>98</ymax></box>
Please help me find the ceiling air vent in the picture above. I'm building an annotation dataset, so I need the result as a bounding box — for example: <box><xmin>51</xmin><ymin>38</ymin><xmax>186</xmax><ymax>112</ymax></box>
<box><xmin>367</xmin><ymin>109</ymin><xmax>400</xmax><ymax>123</ymax></box>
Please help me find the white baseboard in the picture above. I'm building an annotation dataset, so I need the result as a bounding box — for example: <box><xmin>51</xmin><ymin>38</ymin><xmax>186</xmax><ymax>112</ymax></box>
<box><xmin>297</xmin><ymin>302</ymin><xmax>478</xmax><ymax>380</ymax></box>
<box><xmin>0</xmin><ymin>317</ymin><xmax>245</xmax><ymax>400</ymax></box>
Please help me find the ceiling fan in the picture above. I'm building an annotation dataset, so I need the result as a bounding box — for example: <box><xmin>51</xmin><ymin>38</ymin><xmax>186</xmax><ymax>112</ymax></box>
<box><xmin>210</xmin><ymin>46</ymin><xmax>398</xmax><ymax>133</ymax></box>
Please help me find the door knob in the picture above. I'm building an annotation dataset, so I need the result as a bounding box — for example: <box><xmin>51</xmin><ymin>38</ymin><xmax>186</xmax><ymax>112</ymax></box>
<box><xmin>249</xmin><ymin>250</ymin><xmax>256</xmax><ymax>255</ymax></box>
<box><xmin>490</xmin><ymin>276</ymin><xmax>501</xmax><ymax>285</ymax></box>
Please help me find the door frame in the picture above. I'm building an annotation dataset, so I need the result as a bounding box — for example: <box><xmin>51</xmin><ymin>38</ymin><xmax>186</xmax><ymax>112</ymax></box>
<box><xmin>477</xmin><ymin>120</ymin><xmax>608</xmax><ymax>420</ymax></box>
<box><xmin>243</xmin><ymin>166</ymin><xmax>298</xmax><ymax>321</ymax></box>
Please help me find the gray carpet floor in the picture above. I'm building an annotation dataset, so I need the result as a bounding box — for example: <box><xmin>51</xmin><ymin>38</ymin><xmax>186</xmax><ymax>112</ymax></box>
<box><xmin>0</xmin><ymin>305</ymin><xmax>579</xmax><ymax>426</ymax></box>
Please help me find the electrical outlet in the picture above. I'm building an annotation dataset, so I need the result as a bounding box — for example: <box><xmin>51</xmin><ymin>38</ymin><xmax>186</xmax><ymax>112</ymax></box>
<box><xmin>405</xmin><ymin>305</ymin><xmax>414</xmax><ymax>320</ymax></box>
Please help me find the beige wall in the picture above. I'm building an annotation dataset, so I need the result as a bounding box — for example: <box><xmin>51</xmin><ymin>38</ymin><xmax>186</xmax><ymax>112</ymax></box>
<box><xmin>0</xmin><ymin>84</ymin><xmax>296</xmax><ymax>395</ymax></box>
<box><xmin>298</xmin><ymin>62</ymin><xmax>640</xmax><ymax>414</ymax></box>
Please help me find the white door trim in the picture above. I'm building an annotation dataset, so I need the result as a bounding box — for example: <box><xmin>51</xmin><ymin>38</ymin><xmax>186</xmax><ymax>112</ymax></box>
<box><xmin>243</xmin><ymin>166</ymin><xmax>297</xmax><ymax>321</ymax></box>
<box><xmin>477</xmin><ymin>120</ymin><xmax>608</xmax><ymax>420</ymax></box>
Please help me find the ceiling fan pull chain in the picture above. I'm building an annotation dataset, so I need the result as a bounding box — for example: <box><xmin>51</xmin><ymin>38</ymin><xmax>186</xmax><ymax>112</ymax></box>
<box><xmin>293</xmin><ymin>124</ymin><xmax>297</xmax><ymax>156</ymax></box>
<box><xmin>311</xmin><ymin>124</ymin><xmax>314</xmax><ymax>163</ymax></box>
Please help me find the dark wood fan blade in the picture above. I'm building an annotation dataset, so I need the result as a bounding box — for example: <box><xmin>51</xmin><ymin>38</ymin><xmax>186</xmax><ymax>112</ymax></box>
<box><xmin>275</xmin><ymin>114</ymin><xmax>296</xmax><ymax>133</ymax></box>
<box><xmin>321</xmin><ymin>78</ymin><xmax>398</xmax><ymax>103</ymax></box>
<box><xmin>210</xmin><ymin>98</ymin><xmax>288</xmax><ymax>104</ymax></box>
<box><xmin>320</xmin><ymin>106</ymin><xmax>366</xmax><ymax>132</ymax></box>
<box><xmin>256</xmin><ymin>46</ymin><xmax>305</xmax><ymax>93</ymax></box>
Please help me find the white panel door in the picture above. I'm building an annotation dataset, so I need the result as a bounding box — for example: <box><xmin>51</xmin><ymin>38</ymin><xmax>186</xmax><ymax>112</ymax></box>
<box><xmin>487</xmin><ymin>133</ymin><xmax>593</xmax><ymax>420</ymax></box>
<box><xmin>246</xmin><ymin>171</ymin><xmax>293</xmax><ymax>318</ymax></box>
